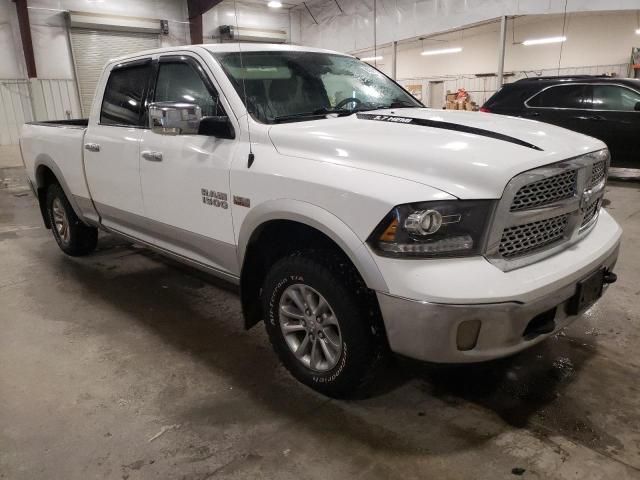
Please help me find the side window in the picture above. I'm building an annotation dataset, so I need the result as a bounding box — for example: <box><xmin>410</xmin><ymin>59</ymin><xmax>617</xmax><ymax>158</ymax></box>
<box><xmin>592</xmin><ymin>85</ymin><xmax>640</xmax><ymax>111</ymax></box>
<box><xmin>154</xmin><ymin>60</ymin><xmax>224</xmax><ymax>117</ymax></box>
<box><xmin>100</xmin><ymin>62</ymin><xmax>151</xmax><ymax>126</ymax></box>
<box><xmin>527</xmin><ymin>85</ymin><xmax>591</xmax><ymax>109</ymax></box>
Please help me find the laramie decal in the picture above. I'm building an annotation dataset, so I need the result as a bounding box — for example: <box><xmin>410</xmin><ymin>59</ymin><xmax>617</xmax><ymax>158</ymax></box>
<box><xmin>201</xmin><ymin>189</ymin><xmax>228</xmax><ymax>209</ymax></box>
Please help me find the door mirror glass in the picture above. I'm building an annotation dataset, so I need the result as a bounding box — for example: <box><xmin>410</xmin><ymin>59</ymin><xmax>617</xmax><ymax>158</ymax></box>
<box><xmin>198</xmin><ymin>116</ymin><xmax>235</xmax><ymax>139</ymax></box>
<box><xmin>149</xmin><ymin>102</ymin><xmax>202</xmax><ymax>135</ymax></box>
<box><xmin>635</xmin><ymin>101</ymin><xmax>640</xmax><ymax>111</ymax></box>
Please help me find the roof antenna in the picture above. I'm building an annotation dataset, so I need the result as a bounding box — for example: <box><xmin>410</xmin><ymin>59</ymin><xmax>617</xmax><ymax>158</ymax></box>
<box><xmin>233</xmin><ymin>0</ymin><xmax>255</xmax><ymax>168</ymax></box>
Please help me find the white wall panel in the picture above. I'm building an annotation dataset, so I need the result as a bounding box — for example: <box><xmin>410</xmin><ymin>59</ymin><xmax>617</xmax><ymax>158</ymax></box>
<box><xmin>298</xmin><ymin>0</ymin><xmax>640</xmax><ymax>52</ymax></box>
<box><xmin>203</xmin><ymin>1</ymin><xmax>296</xmax><ymax>43</ymax></box>
<box><xmin>0</xmin><ymin>78</ymin><xmax>81</xmax><ymax>145</ymax></box>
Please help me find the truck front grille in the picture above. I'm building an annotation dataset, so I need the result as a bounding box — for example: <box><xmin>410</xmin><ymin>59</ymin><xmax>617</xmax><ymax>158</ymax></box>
<box><xmin>499</xmin><ymin>214</ymin><xmax>569</xmax><ymax>258</ymax></box>
<box><xmin>510</xmin><ymin>169</ymin><xmax>577</xmax><ymax>211</ymax></box>
<box><xmin>486</xmin><ymin>150</ymin><xmax>609</xmax><ymax>271</ymax></box>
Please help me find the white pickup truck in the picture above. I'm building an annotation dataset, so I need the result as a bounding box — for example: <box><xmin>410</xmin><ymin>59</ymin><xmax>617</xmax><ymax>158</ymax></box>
<box><xmin>20</xmin><ymin>44</ymin><xmax>621</xmax><ymax>397</ymax></box>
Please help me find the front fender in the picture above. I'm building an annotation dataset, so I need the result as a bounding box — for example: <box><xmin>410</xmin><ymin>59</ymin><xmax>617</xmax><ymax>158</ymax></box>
<box><xmin>237</xmin><ymin>198</ymin><xmax>388</xmax><ymax>293</ymax></box>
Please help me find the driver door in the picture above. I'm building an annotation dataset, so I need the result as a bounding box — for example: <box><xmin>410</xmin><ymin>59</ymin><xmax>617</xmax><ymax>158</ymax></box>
<box><xmin>139</xmin><ymin>54</ymin><xmax>239</xmax><ymax>275</ymax></box>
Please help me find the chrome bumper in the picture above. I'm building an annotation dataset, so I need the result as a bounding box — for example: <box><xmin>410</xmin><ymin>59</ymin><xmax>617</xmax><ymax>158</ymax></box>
<box><xmin>377</xmin><ymin>244</ymin><xmax>619</xmax><ymax>363</ymax></box>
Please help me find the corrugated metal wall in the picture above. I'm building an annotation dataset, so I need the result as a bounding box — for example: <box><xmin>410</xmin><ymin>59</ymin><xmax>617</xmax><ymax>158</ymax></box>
<box><xmin>0</xmin><ymin>78</ymin><xmax>80</xmax><ymax>145</ymax></box>
<box><xmin>0</xmin><ymin>80</ymin><xmax>31</xmax><ymax>145</ymax></box>
<box><xmin>399</xmin><ymin>63</ymin><xmax>631</xmax><ymax>108</ymax></box>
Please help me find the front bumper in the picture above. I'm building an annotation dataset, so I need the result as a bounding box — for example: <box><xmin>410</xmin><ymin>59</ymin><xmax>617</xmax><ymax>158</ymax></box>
<box><xmin>374</xmin><ymin>209</ymin><xmax>621</xmax><ymax>363</ymax></box>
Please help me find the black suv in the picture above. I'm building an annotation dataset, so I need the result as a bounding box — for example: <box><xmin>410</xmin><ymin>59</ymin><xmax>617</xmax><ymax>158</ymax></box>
<box><xmin>482</xmin><ymin>76</ymin><xmax>640</xmax><ymax>168</ymax></box>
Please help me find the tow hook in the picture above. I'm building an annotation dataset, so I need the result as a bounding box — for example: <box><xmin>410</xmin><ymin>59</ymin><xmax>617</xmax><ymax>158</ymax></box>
<box><xmin>603</xmin><ymin>270</ymin><xmax>618</xmax><ymax>285</ymax></box>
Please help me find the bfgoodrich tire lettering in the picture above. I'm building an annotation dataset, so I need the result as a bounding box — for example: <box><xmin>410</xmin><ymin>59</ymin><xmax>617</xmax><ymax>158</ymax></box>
<box><xmin>262</xmin><ymin>250</ymin><xmax>385</xmax><ymax>398</ymax></box>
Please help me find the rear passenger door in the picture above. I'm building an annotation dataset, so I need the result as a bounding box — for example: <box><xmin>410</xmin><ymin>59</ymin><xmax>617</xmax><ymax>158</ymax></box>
<box><xmin>589</xmin><ymin>84</ymin><xmax>640</xmax><ymax>167</ymax></box>
<box><xmin>524</xmin><ymin>83</ymin><xmax>592</xmax><ymax>134</ymax></box>
<box><xmin>84</xmin><ymin>59</ymin><xmax>152</xmax><ymax>234</ymax></box>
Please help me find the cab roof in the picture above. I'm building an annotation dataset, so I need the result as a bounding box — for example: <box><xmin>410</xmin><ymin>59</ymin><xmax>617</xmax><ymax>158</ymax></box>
<box><xmin>109</xmin><ymin>43</ymin><xmax>351</xmax><ymax>64</ymax></box>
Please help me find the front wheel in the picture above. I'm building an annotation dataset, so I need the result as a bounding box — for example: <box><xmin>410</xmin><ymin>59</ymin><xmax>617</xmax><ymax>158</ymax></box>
<box><xmin>46</xmin><ymin>183</ymin><xmax>98</xmax><ymax>256</ymax></box>
<box><xmin>262</xmin><ymin>251</ymin><xmax>385</xmax><ymax>398</ymax></box>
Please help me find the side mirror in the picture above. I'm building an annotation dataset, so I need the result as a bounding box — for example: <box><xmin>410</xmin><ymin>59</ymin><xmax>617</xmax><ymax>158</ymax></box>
<box><xmin>149</xmin><ymin>102</ymin><xmax>202</xmax><ymax>135</ymax></box>
<box><xmin>635</xmin><ymin>101</ymin><xmax>640</xmax><ymax>111</ymax></box>
<box><xmin>198</xmin><ymin>116</ymin><xmax>235</xmax><ymax>139</ymax></box>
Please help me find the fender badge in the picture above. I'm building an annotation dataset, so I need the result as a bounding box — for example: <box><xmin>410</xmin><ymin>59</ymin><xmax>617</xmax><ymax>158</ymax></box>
<box><xmin>233</xmin><ymin>196</ymin><xmax>250</xmax><ymax>208</ymax></box>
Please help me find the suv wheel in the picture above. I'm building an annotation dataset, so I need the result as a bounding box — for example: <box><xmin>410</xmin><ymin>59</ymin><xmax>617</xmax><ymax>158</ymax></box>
<box><xmin>262</xmin><ymin>250</ymin><xmax>385</xmax><ymax>398</ymax></box>
<box><xmin>46</xmin><ymin>183</ymin><xmax>98</xmax><ymax>256</ymax></box>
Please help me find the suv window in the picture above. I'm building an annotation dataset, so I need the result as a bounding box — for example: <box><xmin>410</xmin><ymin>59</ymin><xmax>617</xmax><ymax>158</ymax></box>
<box><xmin>527</xmin><ymin>84</ymin><xmax>591</xmax><ymax>109</ymax></box>
<box><xmin>592</xmin><ymin>85</ymin><xmax>640</xmax><ymax>111</ymax></box>
<box><xmin>154</xmin><ymin>60</ymin><xmax>224</xmax><ymax>117</ymax></box>
<box><xmin>100</xmin><ymin>62</ymin><xmax>151</xmax><ymax>126</ymax></box>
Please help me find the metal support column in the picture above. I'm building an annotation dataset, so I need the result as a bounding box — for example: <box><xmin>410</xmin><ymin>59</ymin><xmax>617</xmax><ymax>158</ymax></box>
<box><xmin>391</xmin><ymin>41</ymin><xmax>398</xmax><ymax>80</ymax></box>
<box><xmin>497</xmin><ymin>15</ymin><xmax>507</xmax><ymax>87</ymax></box>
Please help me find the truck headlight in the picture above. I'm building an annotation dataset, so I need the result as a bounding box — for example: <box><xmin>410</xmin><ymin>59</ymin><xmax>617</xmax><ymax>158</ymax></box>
<box><xmin>368</xmin><ymin>200</ymin><xmax>495</xmax><ymax>258</ymax></box>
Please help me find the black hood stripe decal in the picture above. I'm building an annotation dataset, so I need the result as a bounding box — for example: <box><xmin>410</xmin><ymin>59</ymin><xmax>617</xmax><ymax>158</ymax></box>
<box><xmin>357</xmin><ymin>113</ymin><xmax>543</xmax><ymax>151</ymax></box>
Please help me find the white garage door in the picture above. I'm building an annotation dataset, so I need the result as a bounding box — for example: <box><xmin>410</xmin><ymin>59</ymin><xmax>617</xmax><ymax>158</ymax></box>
<box><xmin>70</xmin><ymin>29</ymin><xmax>159</xmax><ymax>116</ymax></box>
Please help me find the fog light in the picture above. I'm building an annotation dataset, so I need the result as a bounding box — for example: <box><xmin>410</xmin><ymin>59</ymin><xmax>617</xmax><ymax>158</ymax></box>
<box><xmin>456</xmin><ymin>319</ymin><xmax>481</xmax><ymax>351</ymax></box>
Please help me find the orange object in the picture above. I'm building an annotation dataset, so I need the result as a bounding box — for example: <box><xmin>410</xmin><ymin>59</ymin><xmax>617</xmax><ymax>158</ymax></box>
<box><xmin>379</xmin><ymin>217</ymin><xmax>398</xmax><ymax>242</ymax></box>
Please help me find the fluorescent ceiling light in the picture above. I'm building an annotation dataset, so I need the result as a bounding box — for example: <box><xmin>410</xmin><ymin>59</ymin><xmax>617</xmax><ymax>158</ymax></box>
<box><xmin>420</xmin><ymin>47</ymin><xmax>462</xmax><ymax>56</ymax></box>
<box><xmin>522</xmin><ymin>36</ymin><xmax>566</xmax><ymax>46</ymax></box>
<box><xmin>361</xmin><ymin>56</ymin><xmax>383</xmax><ymax>62</ymax></box>
<box><xmin>267</xmin><ymin>0</ymin><xmax>282</xmax><ymax>7</ymax></box>
<box><xmin>636</xmin><ymin>28</ymin><xmax>640</xmax><ymax>34</ymax></box>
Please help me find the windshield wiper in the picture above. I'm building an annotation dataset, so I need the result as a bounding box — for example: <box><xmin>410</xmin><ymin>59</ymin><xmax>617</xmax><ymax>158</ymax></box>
<box><xmin>272</xmin><ymin>107</ymin><xmax>354</xmax><ymax>124</ymax></box>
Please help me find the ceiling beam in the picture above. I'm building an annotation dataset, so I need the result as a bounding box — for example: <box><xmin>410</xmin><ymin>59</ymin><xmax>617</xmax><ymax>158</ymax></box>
<box><xmin>187</xmin><ymin>0</ymin><xmax>223</xmax><ymax>45</ymax></box>
<box><xmin>187</xmin><ymin>0</ymin><xmax>224</xmax><ymax>19</ymax></box>
<box><xmin>12</xmin><ymin>0</ymin><xmax>37</xmax><ymax>78</ymax></box>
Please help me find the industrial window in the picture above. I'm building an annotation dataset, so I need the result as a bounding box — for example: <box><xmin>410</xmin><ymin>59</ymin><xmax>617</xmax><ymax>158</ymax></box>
<box><xmin>100</xmin><ymin>62</ymin><xmax>152</xmax><ymax>127</ymax></box>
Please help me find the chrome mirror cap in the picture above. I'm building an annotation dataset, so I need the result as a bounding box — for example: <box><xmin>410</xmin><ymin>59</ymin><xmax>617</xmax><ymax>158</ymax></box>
<box><xmin>149</xmin><ymin>102</ymin><xmax>202</xmax><ymax>135</ymax></box>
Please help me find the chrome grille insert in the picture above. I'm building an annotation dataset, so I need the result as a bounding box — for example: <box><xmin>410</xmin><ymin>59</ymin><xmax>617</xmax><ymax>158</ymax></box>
<box><xmin>581</xmin><ymin>199</ymin><xmax>600</xmax><ymax>228</ymax></box>
<box><xmin>499</xmin><ymin>214</ymin><xmax>569</xmax><ymax>258</ymax></box>
<box><xmin>485</xmin><ymin>149</ymin><xmax>610</xmax><ymax>271</ymax></box>
<box><xmin>510</xmin><ymin>170</ymin><xmax>577</xmax><ymax>211</ymax></box>
<box><xmin>588</xmin><ymin>160</ymin><xmax>607</xmax><ymax>189</ymax></box>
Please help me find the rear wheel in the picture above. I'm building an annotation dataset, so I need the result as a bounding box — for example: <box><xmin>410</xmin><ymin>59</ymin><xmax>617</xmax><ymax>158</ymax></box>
<box><xmin>46</xmin><ymin>183</ymin><xmax>98</xmax><ymax>256</ymax></box>
<box><xmin>262</xmin><ymin>251</ymin><xmax>385</xmax><ymax>398</ymax></box>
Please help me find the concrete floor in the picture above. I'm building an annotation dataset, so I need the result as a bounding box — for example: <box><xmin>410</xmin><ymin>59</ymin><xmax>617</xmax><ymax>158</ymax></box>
<box><xmin>1</xmin><ymin>154</ymin><xmax>639</xmax><ymax>480</ymax></box>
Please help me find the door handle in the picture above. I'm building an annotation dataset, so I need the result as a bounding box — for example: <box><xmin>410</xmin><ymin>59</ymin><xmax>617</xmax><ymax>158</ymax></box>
<box><xmin>84</xmin><ymin>143</ymin><xmax>100</xmax><ymax>152</ymax></box>
<box><xmin>141</xmin><ymin>150</ymin><xmax>163</xmax><ymax>162</ymax></box>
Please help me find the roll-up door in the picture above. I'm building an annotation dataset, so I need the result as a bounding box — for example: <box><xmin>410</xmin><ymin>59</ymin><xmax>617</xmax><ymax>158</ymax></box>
<box><xmin>69</xmin><ymin>29</ymin><xmax>159</xmax><ymax>116</ymax></box>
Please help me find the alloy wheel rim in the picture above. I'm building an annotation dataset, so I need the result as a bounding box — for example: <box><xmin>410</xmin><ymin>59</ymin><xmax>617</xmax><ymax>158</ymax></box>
<box><xmin>52</xmin><ymin>198</ymin><xmax>70</xmax><ymax>245</ymax></box>
<box><xmin>278</xmin><ymin>284</ymin><xmax>342</xmax><ymax>372</ymax></box>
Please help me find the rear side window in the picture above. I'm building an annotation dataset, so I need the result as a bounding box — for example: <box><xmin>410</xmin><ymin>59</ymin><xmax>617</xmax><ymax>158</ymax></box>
<box><xmin>100</xmin><ymin>62</ymin><xmax>151</xmax><ymax>126</ymax></box>
<box><xmin>154</xmin><ymin>60</ymin><xmax>225</xmax><ymax>116</ymax></box>
<box><xmin>592</xmin><ymin>85</ymin><xmax>640</xmax><ymax>111</ymax></box>
<box><xmin>527</xmin><ymin>85</ymin><xmax>591</xmax><ymax>109</ymax></box>
<box><xmin>484</xmin><ymin>85</ymin><xmax>533</xmax><ymax>110</ymax></box>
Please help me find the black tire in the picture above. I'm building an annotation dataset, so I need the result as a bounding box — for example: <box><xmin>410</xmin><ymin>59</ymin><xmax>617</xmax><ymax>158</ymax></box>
<box><xmin>46</xmin><ymin>183</ymin><xmax>98</xmax><ymax>256</ymax></box>
<box><xmin>262</xmin><ymin>250</ymin><xmax>386</xmax><ymax>398</ymax></box>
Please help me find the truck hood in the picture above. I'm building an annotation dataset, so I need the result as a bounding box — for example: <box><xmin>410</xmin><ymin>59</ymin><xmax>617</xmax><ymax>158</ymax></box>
<box><xmin>267</xmin><ymin>108</ymin><xmax>605</xmax><ymax>199</ymax></box>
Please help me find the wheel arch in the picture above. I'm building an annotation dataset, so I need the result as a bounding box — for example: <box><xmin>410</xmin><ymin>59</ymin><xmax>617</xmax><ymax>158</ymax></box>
<box><xmin>34</xmin><ymin>156</ymin><xmax>84</xmax><ymax>229</ymax></box>
<box><xmin>237</xmin><ymin>200</ymin><xmax>388</xmax><ymax>329</ymax></box>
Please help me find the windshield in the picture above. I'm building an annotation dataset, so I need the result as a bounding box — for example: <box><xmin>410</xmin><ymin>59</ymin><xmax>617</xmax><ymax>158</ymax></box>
<box><xmin>213</xmin><ymin>51</ymin><xmax>422</xmax><ymax>123</ymax></box>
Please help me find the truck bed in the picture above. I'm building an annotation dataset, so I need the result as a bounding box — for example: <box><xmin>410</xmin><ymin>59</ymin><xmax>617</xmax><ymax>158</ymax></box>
<box><xmin>20</xmin><ymin>121</ymin><xmax>92</xmax><ymax>209</ymax></box>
